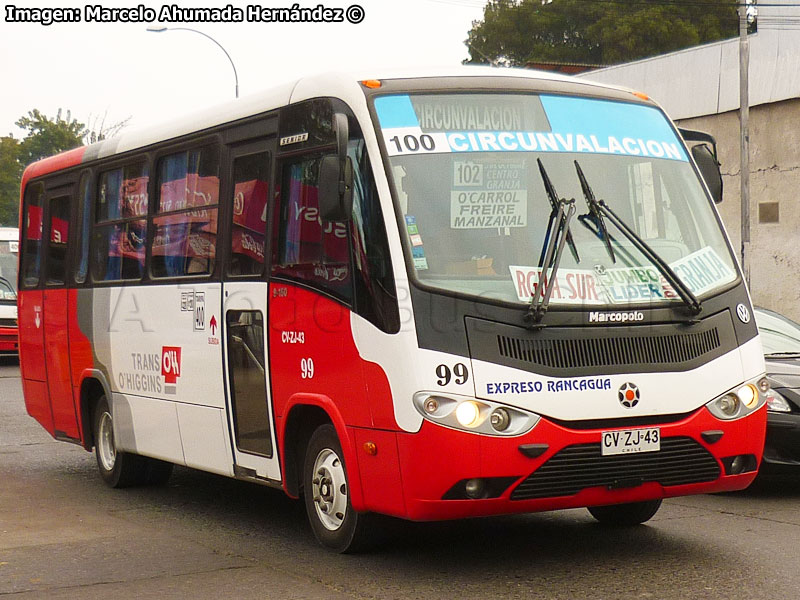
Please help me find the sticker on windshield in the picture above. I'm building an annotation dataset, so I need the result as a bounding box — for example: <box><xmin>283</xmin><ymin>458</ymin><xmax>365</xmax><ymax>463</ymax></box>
<box><xmin>593</xmin><ymin>265</ymin><xmax>677</xmax><ymax>303</ymax></box>
<box><xmin>406</xmin><ymin>215</ymin><xmax>429</xmax><ymax>270</ymax></box>
<box><xmin>451</xmin><ymin>160</ymin><xmax>527</xmax><ymax>229</ymax></box>
<box><xmin>510</xmin><ymin>265</ymin><xmax>605</xmax><ymax>305</ymax></box>
<box><xmin>374</xmin><ymin>94</ymin><xmax>688</xmax><ymax>162</ymax></box>
<box><xmin>510</xmin><ymin>247</ymin><xmax>735</xmax><ymax>305</ymax></box>
<box><xmin>670</xmin><ymin>247</ymin><xmax>736</xmax><ymax>295</ymax></box>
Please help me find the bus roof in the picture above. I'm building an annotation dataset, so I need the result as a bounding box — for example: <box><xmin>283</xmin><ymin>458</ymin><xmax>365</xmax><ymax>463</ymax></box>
<box><xmin>20</xmin><ymin>66</ymin><xmax>645</xmax><ymax>187</ymax></box>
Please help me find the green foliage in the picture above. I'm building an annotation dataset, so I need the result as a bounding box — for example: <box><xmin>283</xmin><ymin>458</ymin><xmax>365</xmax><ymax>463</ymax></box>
<box><xmin>15</xmin><ymin>109</ymin><xmax>86</xmax><ymax>166</ymax></box>
<box><xmin>0</xmin><ymin>137</ymin><xmax>22</xmax><ymax>227</ymax></box>
<box><xmin>465</xmin><ymin>0</ymin><xmax>739</xmax><ymax>67</ymax></box>
<box><xmin>0</xmin><ymin>109</ymin><xmax>87</xmax><ymax>227</ymax></box>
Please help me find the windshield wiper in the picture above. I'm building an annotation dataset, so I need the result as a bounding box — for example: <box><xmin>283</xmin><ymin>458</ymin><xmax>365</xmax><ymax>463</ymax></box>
<box><xmin>765</xmin><ymin>352</ymin><xmax>800</xmax><ymax>358</ymax></box>
<box><xmin>0</xmin><ymin>276</ymin><xmax>14</xmax><ymax>296</ymax></box>
<box><xmin>526</xmin><ymin>196</ymin><xmax>577</xmax><ymax>325</ymax></box>
<box><xmin>537</xmin><ymin>158</ymin><xmax>579</xmax><ymax>265</ymax></box>
<box><xmin>576</xmin><ymin>161</ymin><xmax>615</xmax><ymax>263</ymax></box>
<box><xmin>573</xmin><ymin>160</ymin><xmax>702</xmax><ymax>316</ymax></box>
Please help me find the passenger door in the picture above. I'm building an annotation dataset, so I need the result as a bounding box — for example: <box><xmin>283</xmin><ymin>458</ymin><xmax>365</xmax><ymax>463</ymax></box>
<box><xmin>43</xmin><ymin>186</ymin><xmax>79</xmax><ymax>440</ymax></box>
<box><xmin>222</xmin><ymin>140</ymin><xmax>281</xmax><ymax>481</ymax></box>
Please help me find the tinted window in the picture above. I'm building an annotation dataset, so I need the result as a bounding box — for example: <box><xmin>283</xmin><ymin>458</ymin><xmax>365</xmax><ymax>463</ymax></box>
<box><xmin>229</xmin><ymin>152</ymin><xmax>269</xmax><ymax>277</ymax></box>
<box><xmin>21</xmin><ymin>182</ymin><xmax>45</xmax><ymax>288</ymax></box>
<box><xmin>92</xmin><ymin>162</ymin><xmax>149</xmax><ymax>281</ymax></box>
<box><xmin>152</xmin><ymin>146</ymin><xmax>219</xmax><ymax>278</ymax></box>
<box><xmin>278</xmin><ymin>99</ymin><xmax>335</xmax><ymax>149</ymax></box>
<box><xmin>46</xmin><ymin>195</ymin><xmax>70</xmax><ymax>285</ymax></box>
<box><xmin>75</xmin><ymin>172</ymin><xmax>91</xmax><ymax>283</ymax></box>
<box><xmin>271</xmin><ymin>131</ymin><xmax>398</xmax><ymax>330</ymax></box>
<box><xmin>348</xmin><ymin>138</ymin><xmax>398</xmax><ymax>332</ymax></box>
<box><xmin>272</xmin><ymin>154</ymin><xmax>353</xmax><ymax>303</ymax></box>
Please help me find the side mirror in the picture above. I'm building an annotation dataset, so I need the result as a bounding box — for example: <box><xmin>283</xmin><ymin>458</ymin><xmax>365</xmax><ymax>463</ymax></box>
<box><xmin>318</xmin><ymin>113</ymin><xmax>354</xmax><ymax>222</ymax></box>
<box><xmin>678</xmin><ymin>128</ymin><xmax>723</xmax><ymax>204</ymax></box>
<box><xmin>691</xmin><ymin>144</ymin><xmax>723</xmax><ymax>204</ymax></box>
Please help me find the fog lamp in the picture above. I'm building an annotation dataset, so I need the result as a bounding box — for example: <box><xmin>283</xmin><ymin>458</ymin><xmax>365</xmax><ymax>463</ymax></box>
<box><xmin>730</xmin><ymin>455</ymin><xmax>746</xmax><ymax>475</ymax></box>
<box><xmin>455</xmin><ymin>401</ymin><xmax>481</xmax><ymax>428</ymax></box>
<box><xmin>490</xmin><ymin>408</ymin><xmax>511</xmax><ymax>432</ymax></box>
<box><xmin>423</xmin><ymin>397</ymin><xmax>439</xmax><ymax>414</ymax></box>
<box><xmin>758</xmin><ymin>378</ymin><xmax>770</xmax><ymax>393</ymax></box>
<box><xmin>464</xmin><ymin>478</ymin><xmax>486</xmax><ymax>499</ymax></box>
<box><xmin>718</xmin><ymin>394</ymin><xmax>740</xmax><ymax>417</ymax></box>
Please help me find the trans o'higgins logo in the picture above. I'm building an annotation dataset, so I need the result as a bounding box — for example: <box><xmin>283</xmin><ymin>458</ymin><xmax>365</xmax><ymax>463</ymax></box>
<box><xmin>618</xmin><ymin>382</ymin><xmax>640</xmax><ymax>408</ymax></box>
<box><xmin>588</xmin><ymin>310</ymin><xmax>645</xmax><ymax>324</ymax></box>
<box><xmin>161</xmin><ymin>346</ymin><xmax>182</xmax><ymax>393</ymax></box>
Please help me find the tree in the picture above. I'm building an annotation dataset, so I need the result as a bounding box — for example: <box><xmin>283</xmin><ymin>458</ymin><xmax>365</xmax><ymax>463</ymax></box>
<box><xmin>0</xmin><ymin>137</ymin><xmax>22</xmax><ymax>227</ymax></box>
<box><xmin>15</xmin><ymin>109</ymin><xmax>86</xmax><ymax>167</ymax></box>
<box><xmin>0</xmin><ymin>109</ymin><xmax>87</xmax><ymax>227</ymax></box>
<box><xmin>85</xmin><ymin>111</ymin><xmax>132</xmax><ymax>145</ymax></box>
<box><xmin>465</xmin><ymin>0</ymin><xmax>739</xmax><ymax>67</ymax></box>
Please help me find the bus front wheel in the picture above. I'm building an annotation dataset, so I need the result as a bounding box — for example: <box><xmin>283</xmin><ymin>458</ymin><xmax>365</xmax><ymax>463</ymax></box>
<box><xmin>302</xmin><ymin>424</ymin><xmax>371</xmax><ymax>553</ymax></box>
<box><xmin>587</xmin><ymin>499</ymin><xmax>663</xmax><ymax>526</ymax></box>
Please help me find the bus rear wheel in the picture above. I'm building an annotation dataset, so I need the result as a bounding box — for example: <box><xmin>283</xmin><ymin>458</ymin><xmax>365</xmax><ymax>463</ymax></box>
<box><xmin>93</xmin><ymin>396</ymin><xmax>172</xmax><ymax>488</ymax></box>
<box><xmin>587</xmin><ymin>499</ymin><xmax>663</xmax><ymax>525</ymax></box>
<box><xmin>302</xmin><ymin>424</ymin><xmax>371</xmax><ymax>553</ymax></box>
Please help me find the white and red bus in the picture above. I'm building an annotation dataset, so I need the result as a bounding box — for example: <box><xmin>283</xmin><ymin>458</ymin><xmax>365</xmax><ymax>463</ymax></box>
<box><xmin>18</xmin><ymin>68</ymin><xmax>767</xmax><ymax>552</ymax></box>
<box><xmin>0</xmin><ymin>227</ymin><xmax>19</xmax><ymax>353</ymax></box>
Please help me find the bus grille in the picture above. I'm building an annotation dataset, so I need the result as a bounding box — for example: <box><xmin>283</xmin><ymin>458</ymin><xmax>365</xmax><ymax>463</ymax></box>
<box><xmin>510</xmin><ymin>437</ymin><xmax>720</xmax><ymax>500</ymax></box>
<box><xmin>0</xmin><ymin>318</ymin><xmax>16</xmax><ymax>327</ymax></box>
<box><xmin>465</xmin><ymin>310</ymin><xmax>737</xmax><ymax>376</ymax></box>
<box><xmin>497</xmin><ymin>327</ymin><xmax>720</xmax><ymax>371</ymax></box>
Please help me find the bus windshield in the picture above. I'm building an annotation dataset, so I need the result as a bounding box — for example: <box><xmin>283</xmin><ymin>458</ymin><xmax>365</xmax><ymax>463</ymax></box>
<box><xmin>0</xmin><ymin>246</ymin><xmax>17</xmax><ymax>302</ymax></box>
<box><xmin>374</xmin><ymin>92</ymin><xmax>738</xmax><ymax>308</ymax></box>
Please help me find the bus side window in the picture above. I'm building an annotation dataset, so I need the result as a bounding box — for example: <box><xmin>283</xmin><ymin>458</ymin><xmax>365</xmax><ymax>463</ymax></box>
<box><xmin>21</xmin><ymin>182</ymin><xmax>45</xmax><ymax>288</ymax></box>
<box><xmin>46</xmin><ymin>195</ymin><xmax>71</xmax><ymax>286</ymax></box>
<box><xmin>348</xmin><ymin>139</ymin><xmax>399</xmax><ymax>333</ymax></box>
<box><xmin>152</xmin><ymin>146</ymin><xmax>219</xmax><ymax>278</ymax></box>
<box><xmin>271</xmin><ymin>154</ymin><xmax>353</xmax><ymax>304</ymax></box>
<box><xmin>75</xmin><ymin>172</ymin><xmax>91</xmax><ymax>284</ymax></box>
<box><xmin>228</xmin><ymin>152</ymin><xmax>269</xmax><ymax>277</ymax></box>
<box><xmin>92</xmin><ymin>163</ymin><xmax>148</xmax><ymax>282</ymax></box>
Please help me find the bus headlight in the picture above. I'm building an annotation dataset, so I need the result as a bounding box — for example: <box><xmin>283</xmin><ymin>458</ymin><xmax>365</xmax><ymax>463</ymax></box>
<box><xmin>413</xmin><ymin>392</ymin><xmax>539</xmax><ymax>436</ymax></box>
<box><xmin>706</xmin><ymin>377</ymin><xmax>767</xmax><ymax>420</ymax></box>
<box><xmin>737</xmin><ymin>384</ymin><xmax>758</xmax><ymax>409</ymax></box>
<box><xmin>455</xmin><ymin>401</ymin><xmax>482</xmax><ymax>428</ymax></box>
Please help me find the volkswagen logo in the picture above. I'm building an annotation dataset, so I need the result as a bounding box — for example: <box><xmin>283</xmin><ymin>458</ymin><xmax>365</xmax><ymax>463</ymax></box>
<box><xmin>618</xmin><ymin>382</ymin><xmax>640</xmax><ymax>408</ymax></box>
<box><xmin>736</xmin><ymin>303</ymin><xmax>751</xmax><ymax>324</ymax></box>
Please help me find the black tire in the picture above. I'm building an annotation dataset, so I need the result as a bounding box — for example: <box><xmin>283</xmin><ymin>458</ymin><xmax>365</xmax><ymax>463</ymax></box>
<box><xmin>587</xmin><ymin>499</ymin><xmax>663</xmax><ymax>525</ymax></box>
<box><xmin>92</xmin><ymin>396</ymin><xmax>149</xmax><ymax>488</ymax></box>
<box><xmin>302</xmin><ymin>424</ymin><xmax>371</xmax><ymax>553</ymax></box>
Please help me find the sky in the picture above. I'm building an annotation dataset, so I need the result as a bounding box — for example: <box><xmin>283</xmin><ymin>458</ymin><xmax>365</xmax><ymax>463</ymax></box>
<box><xmin>0</xmin><ymin>0</ymin><xmax>487</xmax><ymax>139</ymax></box>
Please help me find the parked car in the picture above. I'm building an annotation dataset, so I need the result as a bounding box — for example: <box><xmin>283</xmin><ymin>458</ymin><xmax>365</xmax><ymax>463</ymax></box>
<box><xmin>754</xmin><ymin>307</ymin><xmax>800</xmax><ymax>475</ymax></box>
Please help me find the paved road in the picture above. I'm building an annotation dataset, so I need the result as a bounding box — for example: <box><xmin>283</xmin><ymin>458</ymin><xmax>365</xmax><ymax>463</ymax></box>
<box><xmin>2</xmin><ymin>357</ymin><xmax>800</xmax><ymax>599</ymax></box>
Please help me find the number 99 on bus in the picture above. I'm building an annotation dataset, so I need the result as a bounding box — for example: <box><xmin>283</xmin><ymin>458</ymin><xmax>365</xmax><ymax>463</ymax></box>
<box><xmin>301</xmin><ymin>357</ymin><xmax>315</xmax><ymax>379</ymax></box>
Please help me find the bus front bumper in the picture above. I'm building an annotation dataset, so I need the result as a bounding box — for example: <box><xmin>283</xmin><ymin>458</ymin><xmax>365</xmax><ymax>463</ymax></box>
<box><xmin>383</xmin><ymin>405</ymin><xmax>766</xmax><ymax>521</ymax></box>
<box><xmin>0</xmin><ymin>327</ymin><xmax>18</xmax><ymax>353</ymax></box>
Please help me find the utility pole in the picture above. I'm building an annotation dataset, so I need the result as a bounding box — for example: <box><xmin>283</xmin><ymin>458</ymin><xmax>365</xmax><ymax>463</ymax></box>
<box><xmin>739</xmin><ymin>3</ymin><xmax>751</xmax><ymax>288</ymax></box>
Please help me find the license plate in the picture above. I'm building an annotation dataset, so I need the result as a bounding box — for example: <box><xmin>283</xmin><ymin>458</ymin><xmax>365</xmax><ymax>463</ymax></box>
<box><xmin>601</xmin><ymin>427</ymin><xmax>661</xmax><ymax>456</ymax></box>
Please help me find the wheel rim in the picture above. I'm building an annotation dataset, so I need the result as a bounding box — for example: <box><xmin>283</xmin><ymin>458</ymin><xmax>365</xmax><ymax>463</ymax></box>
<box><xmin>97</xmin><ymin>411</ymin><xmax>116</xmax><ymax>472</ymax></box>
<box><xmin>311</xmin><ymin>448</ymin><xmax>347</xmax><ymax>531</ymax></box>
